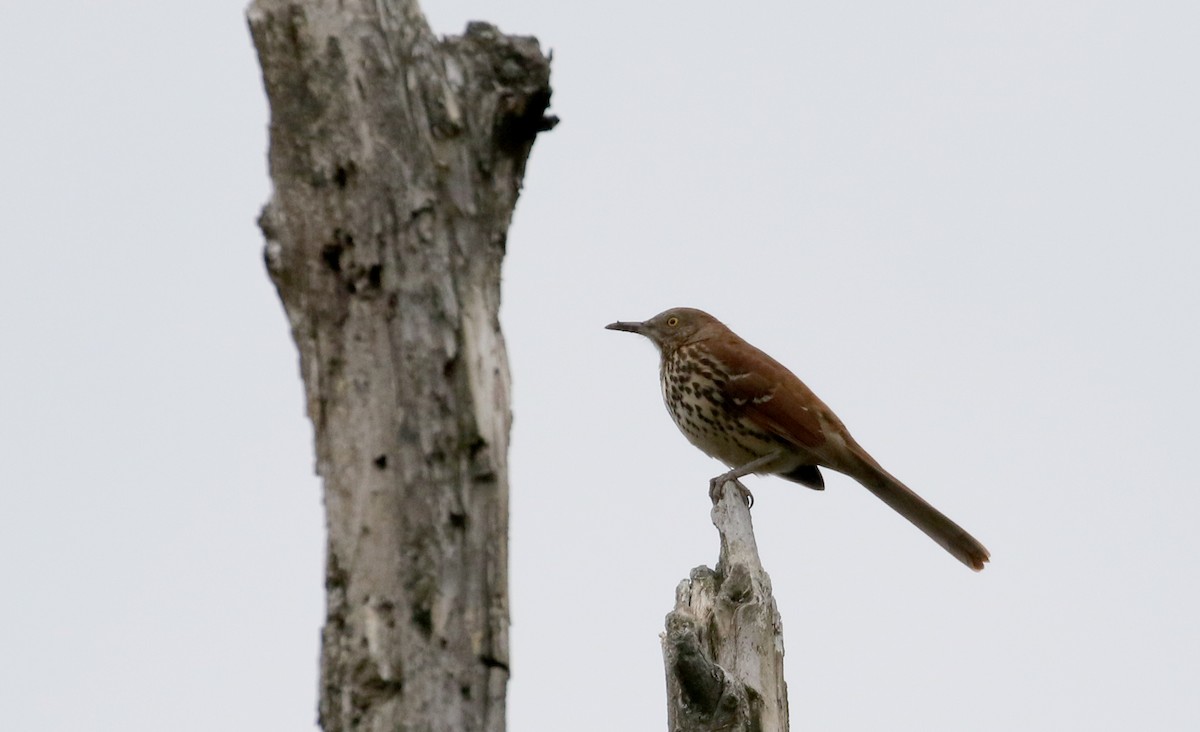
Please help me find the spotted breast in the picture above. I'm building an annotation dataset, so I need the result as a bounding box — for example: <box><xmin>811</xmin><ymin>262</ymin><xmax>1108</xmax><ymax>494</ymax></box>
<box><xmin>659</xmin><ymin>344</ymin><xmax>789</xmax><ymax>471</ymax></box>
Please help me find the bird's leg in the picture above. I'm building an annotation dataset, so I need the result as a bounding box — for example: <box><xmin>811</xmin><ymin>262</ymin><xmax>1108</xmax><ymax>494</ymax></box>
<box><xmin>708</xmin><ymin>451</ymin><xmax>784</xmax><ymax>507</ymax></box>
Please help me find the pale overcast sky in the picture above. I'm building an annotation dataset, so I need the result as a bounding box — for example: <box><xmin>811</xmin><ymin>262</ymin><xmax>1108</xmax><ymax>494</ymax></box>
<box><xmin>2</xmin><ymin>1</ymin><xmax>1198</xmax><ymax>730</ymax></box>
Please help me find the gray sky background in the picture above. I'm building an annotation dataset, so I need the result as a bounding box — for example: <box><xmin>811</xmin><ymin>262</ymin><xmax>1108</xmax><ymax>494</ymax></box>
<box><xmin>3</xmin><ymin>1</ymin><xmax>1198</xmax><ymax>730</ymax></box>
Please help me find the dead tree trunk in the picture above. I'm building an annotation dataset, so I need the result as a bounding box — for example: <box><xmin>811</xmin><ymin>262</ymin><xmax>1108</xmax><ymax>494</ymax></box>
<box><xmin>247</xmin><ymin>1</ymin><xmax>553</xmax><ymax>730</ymax></box>
<box><xmin>663</xmin><ymin>481</ymin><xmax>791</xmax><ymax>732</ymax></box>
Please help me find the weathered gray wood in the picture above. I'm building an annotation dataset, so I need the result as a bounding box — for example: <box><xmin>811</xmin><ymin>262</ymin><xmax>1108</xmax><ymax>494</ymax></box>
<box><xmin>247</xmin><ymin>1</ymin><xmax>553</xmax><ymax>730</ymax></box>
<box><xmin>663</xmin><ymin>481</ymin><xmax>790</xmax><ymax>732</ymax></box>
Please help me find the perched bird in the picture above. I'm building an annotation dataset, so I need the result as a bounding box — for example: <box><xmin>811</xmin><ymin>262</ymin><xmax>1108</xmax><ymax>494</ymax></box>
<box><xmin>606</xmin><ymin>307</ymin><xmax>990</xmax><ymax>571</ymax></box>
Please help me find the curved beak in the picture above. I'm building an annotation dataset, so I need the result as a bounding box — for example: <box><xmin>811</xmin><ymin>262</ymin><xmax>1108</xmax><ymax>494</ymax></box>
<box><xmin>605</xmin><ymin>320</ymin><xmax>648</xmax><ymax>335</ymax></box>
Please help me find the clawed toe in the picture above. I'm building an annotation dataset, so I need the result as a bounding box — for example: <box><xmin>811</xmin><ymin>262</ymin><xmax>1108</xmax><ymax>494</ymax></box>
<box><xmin>737</xmin><ymin>480</ymin><xmax>754</xmax><ymax>508</ymax></box>
<box><xmin>709</xmin><ymin>477</ymin><xmax>754</xmax><ymax>508</ymax></box>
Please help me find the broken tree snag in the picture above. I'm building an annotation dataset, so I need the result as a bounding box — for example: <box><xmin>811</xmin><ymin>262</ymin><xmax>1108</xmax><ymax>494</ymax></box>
<box><xmin>662</xmin><ymin>480</ymin><xmax>790</xmax><ymax>732</ymax></box>
<box><xmin>247</xmin><ymin>1</ymin><xmax>554</xmax><ymax>731</ymax></box>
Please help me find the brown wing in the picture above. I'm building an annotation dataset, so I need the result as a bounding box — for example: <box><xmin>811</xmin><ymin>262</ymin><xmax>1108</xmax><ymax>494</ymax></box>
<box><xmin>704</xmin><ymin>336</ymin><xmax>828</xmax><ymax>449</ymax></box>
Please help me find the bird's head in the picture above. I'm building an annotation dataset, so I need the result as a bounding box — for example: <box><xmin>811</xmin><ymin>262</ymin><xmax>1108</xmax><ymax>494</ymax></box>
<box><xmin>605</xmin><ymin>307</ymin><xmax>724</xmax><ymax>352</ymax></box>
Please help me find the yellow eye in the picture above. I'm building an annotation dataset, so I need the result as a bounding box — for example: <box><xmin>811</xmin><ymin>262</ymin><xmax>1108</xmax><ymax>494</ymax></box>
<box><xmin>667</xmin><ymin>316</ymin><xmax>679</xmax><ymax>327</ymax></box>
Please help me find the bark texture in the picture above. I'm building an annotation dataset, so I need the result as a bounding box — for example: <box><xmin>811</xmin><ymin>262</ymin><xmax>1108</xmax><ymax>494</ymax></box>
<box><xmin>247</xmin><ymin>1</ymin><xmax>553</xmax><ymax>730</ymax></box>
<box><xmin>663</xmin><ymin>481</ymin><xmax>790</xmax><ymax>732</ymax></box>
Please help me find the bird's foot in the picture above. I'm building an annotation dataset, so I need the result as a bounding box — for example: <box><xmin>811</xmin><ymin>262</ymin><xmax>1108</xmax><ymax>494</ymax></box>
<box><xmin>709</xmin><ymin>476</ymin><xmax>754</xmax><ymax>508</ymax></box>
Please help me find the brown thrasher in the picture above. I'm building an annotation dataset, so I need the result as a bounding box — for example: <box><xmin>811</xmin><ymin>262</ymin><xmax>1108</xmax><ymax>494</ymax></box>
<box><xmin>606</xmin><ymin>307</ymin><xmax>990</xmax><ymax>571</ymax></box>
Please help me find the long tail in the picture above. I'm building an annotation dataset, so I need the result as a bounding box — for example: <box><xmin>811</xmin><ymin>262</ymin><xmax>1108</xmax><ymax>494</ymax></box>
<box><xmin>851</xmin><ymin>460</ymin><xmax>990</xmax><ymax>571</ymax></box>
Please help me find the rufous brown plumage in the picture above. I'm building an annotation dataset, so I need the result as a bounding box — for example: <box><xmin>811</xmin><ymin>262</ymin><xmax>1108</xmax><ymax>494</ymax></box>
<box><xmin>607</xmin><ymin>307</ymin><xmax>990</xmax><ymax>571</ymax></box>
